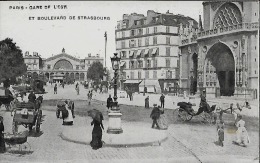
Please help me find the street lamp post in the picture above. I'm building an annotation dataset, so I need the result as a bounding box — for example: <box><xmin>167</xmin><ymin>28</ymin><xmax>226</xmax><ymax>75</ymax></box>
<box><xmin>107</xmin><ymin>53</ymin><xmax>123</xmax><ymax>134</ymax></box>
<box><xmin>143</xmin><ymin>78</ymin><xmax>145</xmax><ymax>96</ymax></box>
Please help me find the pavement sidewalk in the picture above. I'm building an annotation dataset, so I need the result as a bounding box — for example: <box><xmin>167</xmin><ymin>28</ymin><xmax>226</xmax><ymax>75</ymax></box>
<box><xmin>60</xmin><ymin>121</ymin><xmax>167</xmax><ymax>147</ymax></box>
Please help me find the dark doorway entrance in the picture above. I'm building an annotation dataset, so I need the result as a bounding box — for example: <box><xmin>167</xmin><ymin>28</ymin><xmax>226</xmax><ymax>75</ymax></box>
<box><xmin>191</xmin><ymin>53</ymin><xmax>198</xmax><ymax>95</ymax></box>
<box><xmin>206</xmin><ymin>42</ymin><xmax>235</xmax><ymax>96</ymax></box>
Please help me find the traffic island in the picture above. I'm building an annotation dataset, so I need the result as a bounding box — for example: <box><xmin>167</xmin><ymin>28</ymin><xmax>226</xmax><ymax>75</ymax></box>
<box><xmin>60</xmin><ymin>122</ymin><xmax>168</xmax><ymax>147</ymax></box>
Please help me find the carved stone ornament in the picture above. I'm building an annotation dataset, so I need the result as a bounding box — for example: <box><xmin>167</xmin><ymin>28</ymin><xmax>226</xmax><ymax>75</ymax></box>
<box><xmin>202</xmin><ymin>46</ymin><xmax>207</xmax><ymax>53</ymax></box>
<box><xmin>188</xmin><ymin>46</ymin><xmax>191</xmax><ymax>54</ymax></box>
<box><xmin>211</xmin><ymin>2</ymin><xmax>225</xmax><ymax>11</ymax></box>
<box><xmin>233</xmin><ymin>41</ymin><xmax>238</xmax><ymax>49</ymax></box>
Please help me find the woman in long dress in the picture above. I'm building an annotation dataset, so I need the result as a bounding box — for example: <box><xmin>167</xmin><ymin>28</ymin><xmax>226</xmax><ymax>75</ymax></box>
<box><xmin>90</xmin><ymin>118</ymin><xmax>104</xmax><ymax>150</ymax></box>
<box><xmin>157</xmin><ymin>106</ymin><xmax>168</xmax><ymax>130</ymax></box>
<box><xmin>235</xmin><ymin>115</ymin><xmax>250</xmax><ymax>146</ymax></box>
<box><xmin>63</xmin><ymin>101</ymin><xmax>74</xmax><ymax>125</ymax></box>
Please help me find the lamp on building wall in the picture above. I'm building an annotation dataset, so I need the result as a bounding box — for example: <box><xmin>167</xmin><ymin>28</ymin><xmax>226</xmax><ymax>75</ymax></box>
<box><xmin>107</xmin><ymin>53</ymin><xmax>123</xmax><ymax>134</ymax></box>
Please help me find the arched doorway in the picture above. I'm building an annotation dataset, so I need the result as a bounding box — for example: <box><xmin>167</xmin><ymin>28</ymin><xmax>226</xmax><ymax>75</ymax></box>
<box><xmin>190</xmin><ymin>53</ymin><xmax>198</xmax><ymax>95</ymax></box>
<box><xmin>70</xmin><ymin>73</ymin><xmax>74</xmax><ymax>81</ymax></box>
<box><xmin>75</xmin><ymin>73</ymin><xmax>79</xmax><ymax>81</ymax></box>
<box><xmin>205</xmin><ymin>42</ymin><xmax>235</xmax><ymax>96</ymax></box>
<box><xmin>65</xmin><ymin>72</ymin><xmax>69</xmax><ymax>83</ymax></box>
<box><xmin>80</xmin><ymin>73</ymin><xmax>84</xmax><ymax>81</ymax></box>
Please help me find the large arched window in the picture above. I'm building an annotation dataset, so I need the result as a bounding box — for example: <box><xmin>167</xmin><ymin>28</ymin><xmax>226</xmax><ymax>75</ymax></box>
<box><xmin>213</xmin><ymin>3</ymin><xmax>242</xmax><ymax>28</ymax></box>
<box><xmin>53</xmin><ymin>59</ymin><xmax>73</xmax><ymax>70</ymax></box>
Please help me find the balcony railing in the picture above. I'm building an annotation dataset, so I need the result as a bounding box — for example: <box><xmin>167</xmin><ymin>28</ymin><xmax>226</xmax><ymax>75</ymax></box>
<box><xmin>197</xmin><ymin>22</ymin><xmax>258</xmax><ymax>39</ymax></box>
<box><xmin>181</xmin><ymin>22</ymin><xmax>259</xmax><ymax>45</ymax></box>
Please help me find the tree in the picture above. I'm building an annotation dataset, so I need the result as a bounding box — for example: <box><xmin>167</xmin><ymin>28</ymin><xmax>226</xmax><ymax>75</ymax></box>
<box><xmin>0</xmin><ymin>38</ymin><xmax>27</xmax><ymax>87</ymax></box>
<box><xmin>87</xmin><ymin>61</ymin><xmax>104</xmax><ymax>83</ymax></box>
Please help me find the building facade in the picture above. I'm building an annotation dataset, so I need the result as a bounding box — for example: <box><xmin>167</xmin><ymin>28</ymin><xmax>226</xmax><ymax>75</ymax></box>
<box><xmin>179</xmin><ymin>1</ymin><xmax>259</xmax><ymax>98</ymax></box>
<box><xmin>24</xmin><ymin>48</ymin><xmax>104</xmax><ymax>83</ymax></box>
<box><xmin>116</xmin><ymin>10</ymin><xmax>198</xmax><ymax>93</ymax></box>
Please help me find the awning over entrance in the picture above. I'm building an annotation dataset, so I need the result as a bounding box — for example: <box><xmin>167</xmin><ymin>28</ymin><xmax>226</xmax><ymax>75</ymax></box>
<box><xmin>139</xmin><ymin>80</ymin><xmax>161</xmax><ymax>93</ymax></box>
<box><xmin>139</xmin><ymin>80</ymin><xmax>160</xmax><ymax>86</ymax></box>
<box><xmin>123</xmin><ymin>80</ymin><xmax>142</xmax><ymax>84</ymax></box>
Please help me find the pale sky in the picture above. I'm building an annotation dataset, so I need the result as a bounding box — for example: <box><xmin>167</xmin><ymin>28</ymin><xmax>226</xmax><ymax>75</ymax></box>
<box><xmin>0</xmin><ymin>1</ymin><xmax>203</xmax><ymax>68</ymax></box>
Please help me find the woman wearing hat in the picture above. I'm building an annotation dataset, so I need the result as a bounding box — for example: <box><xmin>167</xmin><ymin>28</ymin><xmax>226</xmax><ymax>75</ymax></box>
<box><xmin>234</xmin><ymin>115</ymin><xmax>250</xmax><ymax>147</ymax></box>
<box><xmin>0</xmin><ymin>116</ymin><xmax>6</xmax><ymax>153</ymax></box>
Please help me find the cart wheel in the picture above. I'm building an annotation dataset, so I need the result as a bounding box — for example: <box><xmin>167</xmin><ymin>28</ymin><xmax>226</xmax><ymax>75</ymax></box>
<box><xmin>56</xmin><ymin>110</ymin><xmax>60</xmax><ymax>118</ymax></box>
<box><xmin>201</xmin><ymin>112</ymin><xmax>214</xmax><ymax>124</ymax></box>
<box><xmin>29</xmin><ymin>125</ymin><xmax>33</xmax><ymax>131</ymax></box>
<box><xmin>5</xmin><ymin>104</ymin><xmax>10</xmax><ymax>111</ymax></box>
<box><xmin>19</xmin><ymin>142</ymin><xmax>31</xmax><ymax>152</ymax></box>
<box><xmin>178</xmin><ymin>109</ymin><xmax>193</xmax><ymax>121</ymax></box>
<box><xmin>12</xmin><ymin>121</ymin><xmax>18</xmax><ymax>134</ymax></box>
<box><xmin>36</xmin><ymin>116</ymin><xmax>41</xmax><ymax>133</ymax></box>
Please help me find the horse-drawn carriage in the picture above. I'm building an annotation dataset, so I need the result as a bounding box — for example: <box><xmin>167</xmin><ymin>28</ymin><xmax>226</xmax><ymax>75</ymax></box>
<box><xmin>175</xmin><ymin>101</ymin><xmax>217</xmax><ymax>124</ymax></box>
<box><xmin>12</xmin><ymin>102</ymin><xmax>42</xmax><ymax>134</ymax></box>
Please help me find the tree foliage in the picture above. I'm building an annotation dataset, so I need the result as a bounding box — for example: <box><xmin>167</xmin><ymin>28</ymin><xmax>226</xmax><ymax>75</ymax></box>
<box><xmin>0</xmin><ymin>38</ymin><xmax>27</xmax><ymax>86</ymax></box>
<box><xmin>87</xmin><ymin>61</ymin><xmax>104</xmax><ymax>82</ymax></box>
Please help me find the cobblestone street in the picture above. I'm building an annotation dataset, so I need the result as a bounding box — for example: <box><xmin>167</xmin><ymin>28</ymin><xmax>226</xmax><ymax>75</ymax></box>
<box><xmin>0</xmin><ymin>84</ymin><xmax>259</xmax><ymax>162</ymax></box>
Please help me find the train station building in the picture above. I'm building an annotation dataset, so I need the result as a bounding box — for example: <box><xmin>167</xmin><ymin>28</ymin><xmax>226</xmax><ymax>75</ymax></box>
<box><xmin>23</xmin><ymin>48</ymin><xmax>104</xmax><ymax>83</ymax></box>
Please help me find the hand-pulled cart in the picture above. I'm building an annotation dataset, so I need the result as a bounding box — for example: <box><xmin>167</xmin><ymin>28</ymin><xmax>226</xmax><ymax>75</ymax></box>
<box><xmin>56</xmin><ymin>100</ymin><xmax>74</xmax><ymax>119</ymax></box>
<box><xmin>12</xmin><ymin>102</ymin><xmax>42</xmax><ymax>134</ymax></box>
<box><xmin>4</xmin><ymin>132</ymin><xmax>31</xmax><ymax>152</ymax></box>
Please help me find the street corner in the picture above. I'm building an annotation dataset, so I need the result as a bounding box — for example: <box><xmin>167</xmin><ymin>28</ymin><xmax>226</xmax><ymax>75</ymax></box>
<box><xmin>60</xmin><ymin>122</ymin><xmax>168</xmax><ymax>148</ymax></box>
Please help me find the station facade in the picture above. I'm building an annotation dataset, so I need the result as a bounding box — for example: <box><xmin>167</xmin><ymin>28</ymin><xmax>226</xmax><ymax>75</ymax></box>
<box><xmin>23</xmin><ymin>48</ymin><xmax>104</xmax><ymax>83</ymax></box>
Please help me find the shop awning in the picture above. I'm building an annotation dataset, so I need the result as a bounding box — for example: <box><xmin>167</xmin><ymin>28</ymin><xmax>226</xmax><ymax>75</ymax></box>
<box><xmin>151</xmin><ymin>48</ymin><xmax>158</xmax><ymax>55</ymax></box>
<box><xmin>123</xmin><ymin>80</ymin><xmax>142</xmax><ymax>84</ymax></box>
<box><xmin>129</xmin><ymin>51</ymin><xmax>134</xmax><ymax>57</ymax></box>
<box><xmin>139</xmin><ymin>80</ymin><xmax>160</xmax><ymax>87</ymax></box>
<box><xmin>144</xmin><ymin>49</ymin><xmax>149</xmax><ymax>55</ymax></box>
<box><xmin>136</xmin><ymin>50</ymin><xmax>142</xmax><ymax>57</ymax></box>
<box><xmin>139</xmin><ymin>85</ymin><xmax>156</xmax><ymax>93</ymax></box>
<box><xmin>120</xmin><ymin>61</ymin><xmax>126</xmax><ymax>67</ymax></box>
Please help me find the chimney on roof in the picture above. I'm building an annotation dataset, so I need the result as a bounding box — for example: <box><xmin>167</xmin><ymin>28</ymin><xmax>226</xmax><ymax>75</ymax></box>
<box><xmin>199</xmin><ymin>15</ymin><xmax>203</xmax><ymax>31</ymax></box>
<box><xmin>88</xmin><ymin>53</ymin><xmax>91</xmax><ymax>57</ymax></box>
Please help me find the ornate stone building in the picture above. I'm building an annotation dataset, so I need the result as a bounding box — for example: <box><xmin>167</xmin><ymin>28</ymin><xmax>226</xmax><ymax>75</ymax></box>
<box><xmin>24</xmin><ymin>48</ymin><xmax>104</xmax><ymax>83</ymax></box>
<box><xmin>179</xmin><ymin>1</ymin><xmax>259</xmax><ymax>98</ymax></box>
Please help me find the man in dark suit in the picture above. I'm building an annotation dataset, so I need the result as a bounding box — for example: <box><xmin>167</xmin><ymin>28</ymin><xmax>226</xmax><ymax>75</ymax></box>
<box><xmin>150</xmin><ymin>104</ymin><xmax>160</xmax><ymax>129</ymax></box>
<box><xmin>106</xmin><ymin>94</ymin><xmax>113</xmax><ymax>111</ymax></box>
